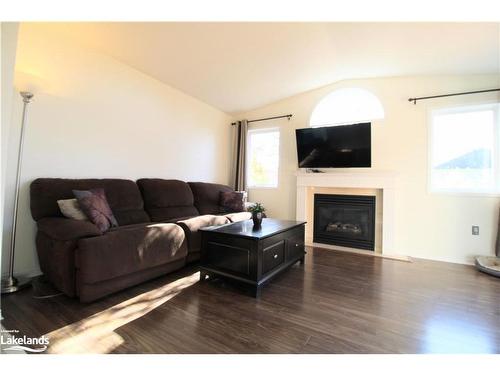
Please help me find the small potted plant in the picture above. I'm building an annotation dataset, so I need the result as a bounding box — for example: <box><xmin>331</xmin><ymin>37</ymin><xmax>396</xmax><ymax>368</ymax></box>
<box><xmin>248</xmin><ymin>202</ymin><xmax>266</xmax><ymax>227</ymax></box>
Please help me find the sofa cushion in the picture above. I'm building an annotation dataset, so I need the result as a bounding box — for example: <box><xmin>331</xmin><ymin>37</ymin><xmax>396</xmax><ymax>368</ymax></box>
<box><xmin>188</xmin><ymin>182</ymin><xmax>234</xmax><ymax>215</ymax></box>
<box><xmin>57</xmin><ymin>198</ymin><xmax>88</xmax><ymax>221</ymax></box>
<box><xmin>76</xmin><ymin>223</ymin><xmax>187</xmax><ymax>284</ymax></box>
<box><xmin>74</xmin><ymin>188</ymin><xmax>118</xmax><ymax>232</ymax></box>
<box><xmin>37</xmin><ymin>217</ymin><xmax>102</xmax><ymax>241</ymax></box>
<box><xmin>177</xmin><ymin>214</ymin><xmax>229</xmax><ymax>254</ymax></box>
<box><xmin>30</xmin><ymin>178</ymin><xmax>150</xmax><ymax>225</ymax></box>
<box><xmin>220</xmin><ymin>191</ymin><xmax>245</xmax><ymax>212</ymax></box>
<box><xmin>137</xmin><ymin>179</ymin><xmax>200</xmax><ymax>222</ymax></box>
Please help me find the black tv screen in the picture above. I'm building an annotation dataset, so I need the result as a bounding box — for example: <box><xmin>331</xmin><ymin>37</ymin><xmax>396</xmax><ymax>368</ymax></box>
<box><xmin>295</xmin><ymin>123</ymin><xmax>371</xmax><ymax>168</ymax></box>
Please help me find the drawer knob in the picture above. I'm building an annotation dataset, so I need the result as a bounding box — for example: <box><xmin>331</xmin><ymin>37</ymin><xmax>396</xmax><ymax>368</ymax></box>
<box><xmin>273</xmin><ymin>254</ymin><xmax>278</xmax><ymax>259</ymax></box>
<box><xmin>295</xmin><ymin>243</ymin><xmax>299</xmax><ymax>247</ymax></box>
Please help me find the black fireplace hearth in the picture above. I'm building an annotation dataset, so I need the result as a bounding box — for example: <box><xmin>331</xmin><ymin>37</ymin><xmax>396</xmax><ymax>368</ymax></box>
<box><xmin>313</xmin><ymin>194</ymin><xmax>375</xmax><ymax>250</ymax></box>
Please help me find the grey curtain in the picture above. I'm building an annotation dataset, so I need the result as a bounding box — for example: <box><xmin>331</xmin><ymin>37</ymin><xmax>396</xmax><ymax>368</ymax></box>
<box><xmin>232</xmin><ymin>120</ymin><xmax>248</xmax><ymax>191</ymax></box>
<box><xmin>496</xmin><ymin>207</ymin><xmax>500</xmax><ymax>257</ymax></box>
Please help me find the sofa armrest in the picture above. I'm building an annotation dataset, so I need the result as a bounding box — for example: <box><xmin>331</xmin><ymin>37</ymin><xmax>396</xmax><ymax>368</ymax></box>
<box><xmin>37</xmin><ymin>217</ymin><xmax>102</xmax><ymax>241</ymax></box>
<box><xmin>177</xmin><ymin>215</ymin><xmax>229</xmax><ymax>253</ymax></box>
<box><xmin>225</xmin><ymin>212</ymin><xmax>252</xmax><ymax>223</ymax></box>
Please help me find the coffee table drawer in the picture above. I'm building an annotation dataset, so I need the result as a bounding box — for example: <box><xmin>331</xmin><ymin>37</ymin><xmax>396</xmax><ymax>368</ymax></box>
<box><xmin>262</xmin><ymin>240</ymin><xmax>285</xmax><ymax>275</ymax></box>
<box><xmin>287</xmin><ymin>234</ymin><xmax>305</xmax><ymax>261</ymax></box>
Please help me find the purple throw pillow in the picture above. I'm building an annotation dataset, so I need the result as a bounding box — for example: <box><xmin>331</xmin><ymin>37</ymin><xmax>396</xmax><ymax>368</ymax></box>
<box><xmin>220</xmin><ymin>191</ymin><xmax>245</xmax><ymax>213</ymax></box>
<box><xmin>73</xmin><ymin>188</ymin><xmax>118</xmax><ymax>232</ymax></box>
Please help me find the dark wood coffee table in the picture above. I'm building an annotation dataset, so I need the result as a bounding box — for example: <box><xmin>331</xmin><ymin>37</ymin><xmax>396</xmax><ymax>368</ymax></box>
<box><xmin>199</xmin><ymin>218</ymin><xmax>306</xmax><ymax>297</ymax></box>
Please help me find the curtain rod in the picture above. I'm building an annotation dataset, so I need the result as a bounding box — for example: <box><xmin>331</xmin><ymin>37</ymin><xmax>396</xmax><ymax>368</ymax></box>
<box><xmin>409</xmin><ymin>88</ymin><xmax>500</xmax><ymax>105</ymax></box>
<box><xmin>231</xmin><ymin>114</ymin><xmax>292</xmax><ymax>126</ymax></box>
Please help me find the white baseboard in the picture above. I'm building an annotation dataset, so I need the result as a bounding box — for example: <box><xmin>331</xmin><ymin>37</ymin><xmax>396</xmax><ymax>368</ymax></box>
<box><xmin>307</xmin><ymin>242</ymin><xmax>412</xmax><ymax>262</ymax></box>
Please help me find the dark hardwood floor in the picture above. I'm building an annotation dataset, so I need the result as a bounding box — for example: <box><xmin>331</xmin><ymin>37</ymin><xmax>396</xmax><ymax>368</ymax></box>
<box><xmin>2</xmin><ymin>247</ymin><xmax>500</xmax><ymax>354</ymax></box>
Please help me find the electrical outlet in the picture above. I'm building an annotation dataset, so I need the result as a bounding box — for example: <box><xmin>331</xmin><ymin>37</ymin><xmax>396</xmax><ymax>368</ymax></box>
<box><xmin>472</xmin><ymin>226</ymin><xmax>479</xmax><ymax>235</ymax></box>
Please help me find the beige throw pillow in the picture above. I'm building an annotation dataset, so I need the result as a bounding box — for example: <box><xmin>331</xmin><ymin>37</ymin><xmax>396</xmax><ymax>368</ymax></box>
<box><xmin>57</xmin><ymin>198</ymin><xmax>88</xmax><ymax>221</ymax></box>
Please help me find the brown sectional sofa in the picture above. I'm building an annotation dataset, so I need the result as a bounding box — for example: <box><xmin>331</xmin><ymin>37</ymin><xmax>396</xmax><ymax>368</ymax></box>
<box><xmin>30</xmin><ymin>178</ymin><xmax>251</xmax><ymax>302</ymax></box>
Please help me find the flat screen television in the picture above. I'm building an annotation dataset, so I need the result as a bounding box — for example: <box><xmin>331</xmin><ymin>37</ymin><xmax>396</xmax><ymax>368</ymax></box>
<box><xmin>295</xmin><ymin>122</ymin><xmax>371</xmax><ymax>168</ymax></box>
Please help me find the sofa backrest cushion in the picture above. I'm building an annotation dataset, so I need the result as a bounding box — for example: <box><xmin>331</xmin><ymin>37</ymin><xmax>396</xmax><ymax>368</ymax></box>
<box><xmin>30</xmin><ymin>178</ymin><xmax>150</xmax><ymax>225</ymax></box>
<box><xmin>137</xmin><ymin>179</ymin><xmax>200</xmax><ymax>222</ymax></box>
<box><xmin>188</xmin><ymin>182</ymin><xmax>234</xmax><ymax>215</ymax></box>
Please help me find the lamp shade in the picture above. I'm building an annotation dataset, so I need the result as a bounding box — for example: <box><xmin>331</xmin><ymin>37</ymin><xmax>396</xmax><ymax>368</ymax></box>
<box><xmin>14</xmin><ymin>71</ymin><xmax>47</xmax><ymax>94</ymax></box>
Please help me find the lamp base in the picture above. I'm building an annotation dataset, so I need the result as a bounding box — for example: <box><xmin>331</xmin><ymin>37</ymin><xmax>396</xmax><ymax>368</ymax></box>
<box><xmin>1</xmin><ymin>275</ymin><xmax>32</xmax><ymax>294</ymax></box>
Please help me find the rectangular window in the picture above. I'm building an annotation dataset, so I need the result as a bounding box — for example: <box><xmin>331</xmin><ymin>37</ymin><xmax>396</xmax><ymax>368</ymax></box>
<box><xmin>429</xmin><ymin>103</ymin><xmax>500</xmax><ymax>194</ymax></box>
<box><xmin>246</xmin><ymin>128</ymin><xmax>280</xmax><ymax>188</ymax></box>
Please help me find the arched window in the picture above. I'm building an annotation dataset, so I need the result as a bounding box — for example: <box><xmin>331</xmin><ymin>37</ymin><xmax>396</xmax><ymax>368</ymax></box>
<box><xmin>309</xmin><ymin>88</ymin><xmax>384</xmax><ymax>127</ymax></box>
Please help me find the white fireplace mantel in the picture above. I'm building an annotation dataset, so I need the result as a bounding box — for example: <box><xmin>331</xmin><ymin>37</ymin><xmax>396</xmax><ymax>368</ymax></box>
<box><xmin>296</xmin><ymin>170</ymin><xmax>398</xmax><ymax>255</ymax></box>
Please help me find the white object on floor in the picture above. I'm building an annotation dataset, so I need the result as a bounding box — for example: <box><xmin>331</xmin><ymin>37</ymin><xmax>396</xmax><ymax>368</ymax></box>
<box><xmin>475</xmin><ymin>256</ymin><xmax>500</xmax><ymax>278</ymax></box>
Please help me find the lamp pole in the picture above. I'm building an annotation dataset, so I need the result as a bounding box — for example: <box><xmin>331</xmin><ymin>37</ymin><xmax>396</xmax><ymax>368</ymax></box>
<box><xmin>1</xmin><ymin>91</ymin><xmax>34</xmax><ymax>294</ymax></box>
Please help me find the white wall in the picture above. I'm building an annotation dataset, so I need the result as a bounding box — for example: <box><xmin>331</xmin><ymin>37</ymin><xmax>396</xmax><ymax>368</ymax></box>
<box><xmin>237</xmin><ymin>75</ymin><xmax>500</xmax><ymax>264</ymax></box>
<box><xmin>1</xmin><ymin>22</ymin><xmax>19</xmax><ymax>280</ymax></box>
<box><xmin>1</xmin><ymin>24</ymin><xmax>232</xmax><ymax>277</ymax></box>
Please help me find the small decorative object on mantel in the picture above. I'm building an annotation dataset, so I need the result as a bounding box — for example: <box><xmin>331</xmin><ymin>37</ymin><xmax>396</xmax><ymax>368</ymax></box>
<box><xmin>248</xmin><ymin>202</ymin><xmax>266</xmax><ymax>228</ymax></box>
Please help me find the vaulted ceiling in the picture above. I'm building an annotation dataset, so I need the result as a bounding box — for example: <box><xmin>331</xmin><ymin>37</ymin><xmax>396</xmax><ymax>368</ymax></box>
<box><xmin>21</xmin><ymin>22</ymin><xmax>500</xmax><ymax>114</ymax></box>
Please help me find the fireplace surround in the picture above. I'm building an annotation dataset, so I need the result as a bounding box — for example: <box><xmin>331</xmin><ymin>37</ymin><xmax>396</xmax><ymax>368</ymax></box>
<box><xmin>296</xmin><ymin>171</ymin><xmax>398</xmax><ymax>256</ymax></box>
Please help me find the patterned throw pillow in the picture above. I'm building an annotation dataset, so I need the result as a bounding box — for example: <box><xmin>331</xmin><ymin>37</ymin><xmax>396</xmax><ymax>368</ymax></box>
<box><xmin>219</xmin><ymin>191</ymin><xmax>245</xmax><ymax>213</ymax></box>
<box><xmin>73</xmin><ymin>188</ymin><xmax>118</xmax><ymax>232</ymax></box>
<box><xmin>57</xmin><ymin>198</ymin><xmax>88</xmax><ymax>221</ymax></box>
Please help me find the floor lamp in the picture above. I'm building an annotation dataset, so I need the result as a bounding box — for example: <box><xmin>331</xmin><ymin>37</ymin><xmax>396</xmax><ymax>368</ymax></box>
<box><xmin>1</xmin><ymin>91</ymin><xmax>34</xmax><ymax>294</ymax></box>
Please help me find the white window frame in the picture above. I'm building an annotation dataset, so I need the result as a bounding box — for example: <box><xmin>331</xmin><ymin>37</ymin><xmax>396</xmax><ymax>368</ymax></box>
<box><xmin>246</xmin><ymin>127</ymin><xmax>280</xmax><ymax>189</ymax></box>
<box><xmin>428</xmin><ymin>102</ymin><xmax>500</xmax><ymax>196</ymax></box>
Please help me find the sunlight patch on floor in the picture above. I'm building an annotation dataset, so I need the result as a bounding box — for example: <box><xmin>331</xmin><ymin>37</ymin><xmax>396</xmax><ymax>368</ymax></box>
<box><xmin>45</xmin><ymin>272</ymin><xmax>200</xmax><ymax>354</ymax></box>
<box><xmin>423</xmin><ymin>316</ymin><xmax>495</xmax><ymax>353</ymax></box>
